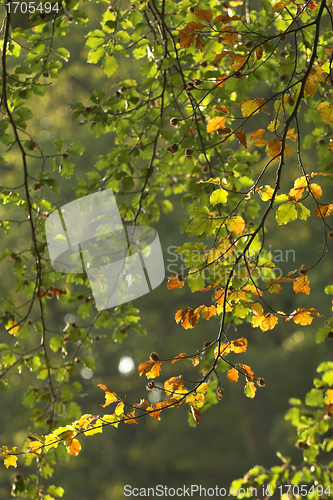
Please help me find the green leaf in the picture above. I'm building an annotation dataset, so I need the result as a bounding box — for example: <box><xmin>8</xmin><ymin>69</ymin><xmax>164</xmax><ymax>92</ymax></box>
<box><xmin>210</xmin><ymin>188</ymin><xmax>228</xmax><ymax>205</ymax></box>
<box><xmin>87</xmin><ymin>47</ymin><xmax>106</xmax><ymax>64</ymax></box>
<box><xmin>324</xmin><ymin>285</ymin><xmax>333</xmax><ymax>295</ymax></box>
<box><xmin>244</xmin><ymin>382</ymin><xmax>256</xmax><ymax>399</ymax></box>
<box><xmin>187</xmin><ymin>269</ymin><xmax>205</xmax><ymax>293</ymax></box>
<box><xmin>102</xmin><ymin>55</ymin><xmax>118</xmax><ymax>76</ymax></box>
<box><xmin>50</xmin><ymin>336</ymin><xmax>64</xmax><ymax>353</ymax></box>
<box><xmin>82</xmin><ymin>356</ymin><xmax>95</xmax><ymax>370</ymax></box>
<box><xmin>66</xmin><ymin>143</ymin><xmax>85</xmax><ymax>156</ymax></box>
<box><xmin>47</xmin><ymin>485</ymin><xmax>65</xmax><ymax>498</ymax></box>
<box><xmin>275</xmin><ymin>203</ymin><xmax>298</xmax><ymax>225</ymax></box>
<box><xmin>305</xmin><ymin>388</ymin><xmax>324</xmax><ymax>407</ymax></box>
<box><xmin>59</xmin><ymin>158</ymin><xmax>74</xmax><ymax>178</ymax></box>
<box><xmin>296</xmin><ymin>203</ymin><xmax>310</xmax><ymax>220</ymax></box>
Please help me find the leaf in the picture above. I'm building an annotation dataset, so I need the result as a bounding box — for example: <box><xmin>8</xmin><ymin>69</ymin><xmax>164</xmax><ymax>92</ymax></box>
<box><xmin>164</xmin><ymin>376</ymin><xmax>184</xmax><ymax>393</ymax></box>
<box><xmin>227</xmin><ymin>367</ymin><xmax>239</xmax><ymax>382</ymax></box>
<box><xmin>207</xmin><ymin>116</ymin><xmax>227</xmax><ymax>133</ymax></box>
<box><xmin>317</xmin><ymin>102</ymin><xmax>333</xmax><ymax>124</ymax></box>
<box><xmin>192</xmin><ymin>356</ymin><xmax>199</xmax><ymax>367</ymax></box>
<box><xmin>190</xmin><ymin>406</ymin><xmax>201</xmax><ymax>424</ymax></box>
<box><xmin>255</xmin><ymin>44</ymin><xmax>263</xmax><ymax>60</ymax></box>
<box><xmin>235</xmin><ymin>130</ymin><xmax>247</xmax><ymax>148</ymax></box>
<box><xmin>210</xmin><ymin>188</ymin><xmax>228</xmax><ymax>205</ymax></box>
<box><xmin>172</xmin><ymin>353</ymin><xmax>188</xmax><ymax>363</ymax></box>
<box><xmin>315</xmin><ymin>203</ymin><xmax>333</xmax><ymax>218</ymax></box>
<box><xmin>220</xmin><ymin>28</ymin><xmax>237</xmax><ymax>46</ymax></box>
<box><xmin>213</xmin><ymin>51</ymin><xmax>230</xmax><ymax>64</ymax></box>
<box><xmin>329</xmin><ymin>140</ymin><xmax>333</xmax><ymax>153</ymax></box>
<box><xmin>226</xmin><ymin>216</ymin><xmax>245</xmax><ymax>234</ymax></box>
<box><xmin>211</xmin><ymin>105</ymin><xmax>229</xmax><ymax>115</ymax></box>
<box><xmin>98</xmin><ymin>384</ymin><xmax>118</xmax><ymax>407</ymax></box>
<box><xmin>195</xmin><ymin>305</ymin><xmax>216</xmax><ymax>320</ymax></box>
<box><xmin>185</xmin><ymin>383</ymin><xmax>208</xmax><ymax>408</ymax></box>
<box><xmin>179</xmin><ymin>33</ymin><xmax>196</xmax><ymax>49</ymax></box>
<box><xmin>175</xmin><ymin>307</ymin><xmax>200</xmax><ymax>329</ymax></box>
<box><xmin>244</xmin><ymin>381</ymin><xmax>256</xmax><ymax>399</ymax></box>
<box><xmin>5</xmin><ymin>318</ymin><xmax>21</xmax><ymax>336</ymax></box>
<box><xmin>252</xmin><ymin>313</ymin><xmax>278</xmax><ymax>331</ymax></box>
<box><xmin>231</xmin><ymin>337</ymin><xmax>248</xmax><ymax>353</ymax></box>
<box><xmin>166</xmin><ymin>275</ymin><xmax>185</xmax><ymax>290</ymax></box>
<box><xmin>239</xmin><ymin>364</ymin><xmax>254</xmax><ymax>380</ymax></box>
<box><xmin>194</xmin><ymin>8</ymin><xmax>213</xmax><ymax>22</ymax></box>
<box><xmin>138</xmin><ymin>360</ymin><xmax>162</xmax><ymax>378</ymax></box>
<box><xmin>216</xmin><ymin>74</ymin><xmax>229</xmax><ymax>88</ymax></box>
<box><xmin>231</xmin><ymin>54</ymin><xmax>246</xmax><ymax>71</ymax></box>
<box><xmin>276</xmin><ymin>203</ymin><xmax>298</xmax><ymax>225</ymax></box>
<box><xmin>304</xmin><ymin>73</ymin><xmax>318</xmax><ymax>96</ymax></box>
<box><xmin>286</xmin><ymin>128</ymin><xmax>297</xmax><ymax>142</ymax></box>
<box><xmin>214</xmin><ymin>343</ymin><xmax>231</xmax><ymax>358</ymax></box>
<box><xmin>214</xmin><ymin>14</ymin><xmax>241</xmax><ymax>24</ymax></box>
<box><xmin>65</xmin><ymin>438</ymin><xmax>81</xmax><ymax>456</ymax></box>
<box><xmin>124</xmin><ymin>411</ymin><xmax>138</xmax><ymax>424</ymax></box>
<box><xmin>257</xmin><ymin>185</ymin><xmax>274</xmax><ymax>201</ymax></box>
<box><xmin>288</xmin><ymin>176</ymin><xmax>307</xmax><ymax>201</ymax></box>
<box><xmin>293</xmin><ymin>275</ymin><xmax>310</xmax><ymax>295</ymax></box>
<box><xmin>307</xmin><ymin>183</ymin><xmax>322</xmax><ymax>199</ymax></box>
<box><xmin>4</xmin><ymin>455</ymin><xmax>17</xmax><ymax>468</ymax></box>
<box><xmin>250</xmin><ymin>129</ymin><xmax>267</xmax><ymax>140</ymax></box>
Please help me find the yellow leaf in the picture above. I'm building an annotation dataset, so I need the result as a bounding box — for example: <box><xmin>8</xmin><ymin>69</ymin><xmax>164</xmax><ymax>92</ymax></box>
<box><xmin>304</xmin><ymin>73</ymin><xmax>318</xmax><ymax>96</ymax></box>
<box><xmin>192</xmin><ymin>356</ymin><xmax>199</xmax><ymax>367</ymax></box>
<box><xmin>226</xmin><ymin>216</ymin><xmax>245</xmax><ymax>234</ymax></box>
<box><xmin>325</xmin><ymin>389</ymin><xmax>333</xmax><ymax>406</ymax></box>
<box><xmin>227</xmin><ymin>367</ymin><xmax>239</xmax><ymax>382</ymax></box>
<box><xmin>288</xmin><ymin>176</ymin><xmax>307</xmax><ymax>201</ymax></box>
<box><xmin>207</xmin><ymin>116</ymin><xmax>227</xmax><ymax>133</ymax></box>
<box><xmin>286</xmin><ymin>128</ymin><xmax>297</xmax><ymax>141</ymax></box>
<box><xmin>214</xmin><ymin>342</ymin><xmax>231</xmax><ymax>358</ymax></box>
<box><xmin>115</xmin><ymin>402</ymin><xmax>124</xmax><ymax>417</ymax></box>
<box><xmin>292</xmin><ymin>310</ymin><xmax>313</xmax><ymax>325</ymax></box>
<box><xmin>250</xmin><ymin>302</ymin><xmax>264</xmax><ymax>316</ymax></box>
<box><xmin>253</xmin><ymin>138</ymin><xmax>268</xmax><ymax>147</ymax></box>
<box><xmin>195</xmin><ymin>304</ymin><xmax>216</xmax><ymax>319</ymax></box>
<box><xmin>329</xmin><ymin>140</ymin><xmax>333</xmax><ymax>153</ymax></box>
<box><xmin>172</xmin><ymin>353</ymin><xmax>187</xmax><ymax>363</ymax></box>
<box><xmin>44</xmin><ymin>434</ymin><xmax>60</xmax><ymax>450</ymax></box>
<box><xmin>4</xmin><ymin>455</ymin><xmax>18</xmax><ymax>468</ymax></box>
<box><xmin>194</xmin><ymin>8</ymin><xmax>213</xmax><ymax>22</ymax></box>
<box><xmin>316</xmin><ymin>203</ymin><xmax>333</xmax><ymax>218</ymax></box>
<box><xmin>138</xmin><ymin>360</ymin><xmax>162</xmax><ymax>379</ymax></box>
<box><xmin>293</xmin><ymin>275</ymin><xmax>310</xmax><ymax>295</ymax></box>
<box><xmin>231</xmin><ymin>337</ymin><xmax>248</xmax><ymax>353</ymax></box>
<box><xmin>252</xmin><ymin>313</ymin><xmax>278</xmax><ymax>331</ymax></box>
<box><xmin>308</xmin><ymin>183</ymin><xmax>322</xmax><ymax>199</ymax></box>
<box><xmin>257</xmin><ymin>185</ymin><xmax>274</xmax><ymax>201</ymax></box>
<box><xmin>175</xmin><ymin>307</ymin><xmax>200</xmax><ymax>329</ymax></box>
<box><xmin>244</xmin><ymin>381</ymin><xmax>256</xmax><ymax>399</ymax></box>
<box><xmin>5</xmin><ymin>318</ymin><xmax>21</xmax><ymax>336</ymax></box>
<box><xmin>164</xmin><ymin>376</ymin><xmax>184</xmax><ymax>393</ymax></box>
<box><xmin>317</xmin><ymin>102</ymin><xmax>333</xmax><ymax>124</ymax></box>
<box><xmin>98</xmin><ymin>384</ymin><xmax>119</xmax><ymax>407</ymax></box>
<box><xmin>241</xmin><ymin>99</ymin><xmax>262</xmax><ymax>117</ymax></box>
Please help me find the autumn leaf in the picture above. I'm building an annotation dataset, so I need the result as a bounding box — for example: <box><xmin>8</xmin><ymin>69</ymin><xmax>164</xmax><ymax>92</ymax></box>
<box><xmin>252</xmin><ymin>313</ymin><xmax>278</xmax><ymax>331</ymax></box>
<box><xmin>138</xmin><ymin>360</ymin><xmax>162</xmax><ymax>378</ymax></box>
<box><xmin>4</xmin><ymin>455</ymin><xmax>18</xmax><ymax>468</ymax></box>
<box><xmin>213</xmin><ymin>51</ymin><xmax>230</xmax><ymax>64</ymax></box>
<box><xmin>227</xmin><ymin>367</ymin><xmax>239</xmax><ymax>382</ymax></box>
<box><xmin>220</xmin><ymin>28</ymin><xmax>237</xmax><ymax>46</ymax></box>
<box><xmin>231</xmin><ymin>54</ymin><xmax>246</xmax><ymax>71</ymax></box>
<box><xmin>175</xmin><ymin>307</ymin><xmax>200</xmax><ymax>329</ymax></box>
<box><xmin>286</xmin><ymin>307</ymin><xmax>322</xmax><ymax>325</ymax></box>
<box><xmin>317</xmin><ymin>102</ymin><xmax>333</xmax><ymax>124</ymax></box>
<box><xmin>226</xmin><ymin>216</ymin><xmax>245</xmax><ymax>235</ymax></box>
<box><xmin>207</xmin><ymin>116</ymin><xmax>227</xmax><ymax>133</ymax></box>
<box><xmin>250</xmin><ymin>129</ymin><xmax>267</xmax><ymax>140</ymax></box>
<box><xmin>194</xmin><ymin>304</ymin><xmax>217</xmax><ymax>320</ymax></box>
<box><xmin>185</xmin><ymin>383</ymin><xmax>208</xmax><ymax>408</ymax></box>
<box><xmin>216</xmin><ymin>74</ymin><xmax>229</xmax><ymax>88</ymax></box>
<box><xmin>239</xmin><ymin>364</ymin><xmax>254</xmax><ymax>380</ymax></box>
<box><xmin>211</xmin><ymin>105</ymin><xmax>229</xmax><ymax>114</ymax></box>
<box><xmin>288</xmin><ymin>176</ymin><xmax>307</xmax><ymax>201</ymax></box>
<box><xmin>214</xmin><ymin>14</ymin><xmax>241</xmax><ymax>24</ymax></box>
<box><xmin>195</xmin><ymin>35</ymin><xmax>205</xmax><ymax>50</ymax></box>
<box><xmin>210</xmin><ymin>188</ymin><xmax>228</xmax><ymax>205</ymax></box>
<box><xmin>308</xmin><ymin>183</ymin><xmax>322</xmax><ymax>199</ymax></box>
<box><xmin>255</xmin><ymin>44</ymin><xmax>263</xmax><ymax>60</ymax></box>
<box><xmin>166</xmin><ymin>274</ymin><xmax>185</xmax><ymax>290</ymax></box>
<box><xmin>172</xmin><ymin>353</ymin><xmax>188</xmax><ymax>363</ymax></box>
<box><xmin>115</xmin><ymin>402</ymin><xmax>124</xmax><ymax>417</ymax></box>
<box><xmin>304</xmin><ymin>73</ymin><xmax>318</xmax><ymax>96</ymax></box>
<box><xmin>286</xmin><ymin>128</ymin><xmax>297</xmax><ymax>141</ymax></box>
<box><xmin>235</xmin><ymin>130</ymin><xmax>247</xmax><ymax>148</ymax></box>
<box><xmin>190</xmin><ymin>406</ymin><xmax>201</xmax><ymax>424</ymax></box>
<box><xmin>293</xmin><ymin>275</ymin><xmax>310</xmax><ymax>295</ymax></box>
<box><xmin>65</xmin><ymin>438</ymin><xmax>81</xmax><ymax>456</ymax></box>
<box><xmin>266</xmin><ymin>139</ymin><xmax>291</xmax><ymax>158</ymax></box>
<box><xmin>124</xmin><ymin>411</ymin><xmax>138</xmax><ymax>424</ymax></box>
<box><xmin>315</xmin><ymin>203</ymin><xmax>333</xmax><ymax>218</ymax></box>
<box><xmin>244</xmin><ymin>381</ymin><xmax>256</xmax><ymax>399</ymax></box>
<box><xmin>231</xmin><ymin>337</ymin><xmax>248</xmax><ymax>353</ymax></box>
<box><xmin>164</xmin><ymin>376</ymin><xmax>184</xmax><ymax>393</ymax></box>
<box><xmin>192</xmin><ymin>356</ymin><xmax>199</xmax><ymax>367</ymax></box>
<box><xmin>240</xmin><ymin>98</ymin><xmax>263</xmax><ymax>117</ymax></box>
<box><xmin>98</xmin><ymin>384</ymin><xmax>118</xmax><ymax>407</ymax></box>
<box><xmin>214</xmin><ymin>343</ymin><xmax>231</xmax><ymax>358</ymax></box>
<box><xmin>194</xmin><ymin>8</ymin><xmax>213</xmax><ymax>22</ymax></box>
<box><xmin>328</xmin><ymin>140</ymin><xmax>333</xmax><ymax>153</ymax></box>
<box><xmin>179</xmin><ymin>22</ymin><xmax>206</xmax><ymax>37</ymax></box>
<box><xmin>179</xmin><ymin>33</ymin><xmax>196</xmax><ymax>48</ymax></box>
<box><xmin>254</xmin><ymin>138</ymin><xmax>268</xmax><ymax>147</ymax></box>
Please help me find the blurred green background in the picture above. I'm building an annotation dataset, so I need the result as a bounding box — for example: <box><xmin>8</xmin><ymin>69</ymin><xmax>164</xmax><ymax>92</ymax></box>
<box><xmin>1</xmin><ymin>2</ymin><xmax>332</xmax><ymax>499</ymax></box>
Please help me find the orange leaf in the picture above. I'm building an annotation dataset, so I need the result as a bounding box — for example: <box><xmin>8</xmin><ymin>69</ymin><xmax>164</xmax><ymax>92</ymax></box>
<box><xmin>293</xmin><ymin>275</ymin><xmax>310</xmax><ymax>295</ymax></box>
<box><xmin>239</xmin><ymin>363</ymin><xmax>254</xmax><ymax>380</ymax></box>
<box><xmin>194</xmin><ymin>8</ymin><xmax>213</xmax><ymax>22</ymax></box>
<box><xmin>286</xmin><ymin>128</ymin><xmax>297</xmax><ymax>141</ymax></box>
<box><xmin>329</xmin><ymin>140</ymin><xmax>333</xmax><ymax>153</ymax></box>
<box><xmin>216</xmin><ymin>74</ymin><xmax>229</xmax><ymax>88</ymax></box>
<box><xmin>255</xmin><ymin>44</ymin><xmax>263</xmax><ymax>60</ymax></box>
<box><xmin>195</xmin><ymin>35</ymin><xmax>205</xmax><ymax>50</ymax></box>
<box><xmin>315</xmin><ymin>203</ymin><xmax>333</xmax><ymax>218</ymax></box>
<box><xmin>213</xmin><ymin>51</ymin><xmax>230</xmax><ymax>64</ymax></box>
<box><xmin>164</xmin><ymin>376</ymin><xmax>184</xmax><ymax>393</ymax></box>
<box><xmin>138</xmin><ymin>360</ymin><xmax>162</xmax><ymax>379</ymax></box>
<box><xmin>231</xmin><ymin>337</ymin><xmax>247</xmax><ymax>353</ymax></box>
<box><xmin>166</xmin><ymin>274</ymin><xmax>185</xmax><ymax>290</ymax></box>
<box><xmin>235</xmin><ymin>130</ymin><xmax>247</xmax><ymax>148</ymax></box>
<box><xmin>214</xmin><ymin>14</ymin><xmax>241</xmax><ymax>24</ymax></box>
<box><xmin>124</xmin><ymin>411</ymin><xmax>138</xmax><ymax>424</ymax></box>
<box><xmin>227</xmin><ymin>367</ymin><xmax>239</xmax><ymax>382</ymax></box>
<box><xmin>288</xmin><ymin>176</ymin><xmax>307</xmax><ymax>201</ymax></box>
<box><xmin>179</xmin><ymin>33</ymin><xmax>196</xmax><ymax>48</ymax></box>
<box><xmin>250</xmin><ymin>128</ymin><xmax>266</xmax><ymax>140</ymax></box>
<box><xmin>179</xmin><ymin>22</ymin><xmax>206</xmax><ymax>36</ymax></box>
<box><xmin>66</xmin><ymin>438</ymin><xmax>81</xmax><ymax>456</ymax></box>
<box><xmin>254</xmin><ymin>138</ymin><xmax>268</xmax><ymax>147</ymax></box>
<box><xmin>211</xmin><ymin>105</ymin><xmax>229</xmax><ymax>114</ymax></box>
<box><xmin>133</xmin><ymin>399</ymin><xmax>150</xmax><ymax>409</ymax></box>
<box><xmin>175</xmin><ymin>307</ymin><xmax>200</xmax><ymax>329</ymax></box>
<box><xmin>207</xmin><ymin>116</ymin><xmax>227</xmax><ymax>133</ymax></box>
<box><xmin>195</xmin><ymin>304</ymin><xmax>217</xmax><ymax>320</ymax></box>
<box><xmin>98</xmin><ymin>384</ymin><xmax>118</xmax><ymax>407</ymax></box>
<box><xmin>190</xmin><ymin>406</ymin><xmax>201</xmax><ymax>423</ymax></box>
<box><xmin>172</xmin><ymin>353</ymin><xmax>188</xmax><ymax>363</ymax></box>
<box><xmin>214</xmin><ymin>343</ymin><xmax>231</xmax><ymax>358</ymax></box>
<box><xmin>252</xmin><ymin>313</ymin><xmax>278</xmax><ymax>331</ymax></box>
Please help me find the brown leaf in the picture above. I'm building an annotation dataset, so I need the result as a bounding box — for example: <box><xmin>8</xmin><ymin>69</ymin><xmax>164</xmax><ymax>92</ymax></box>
<box><xmin>315</xmin><ymin>204</ymin><xmax>333</xmax><ymax>218</ymax></box>
<box><xmin>190</xmin><ymin>406</ymin><xmax>201</xmax><ymax>423</ymax></box>
<box><xmin>255</xmin><ymin>44</ymin><xmax>264</xmax><ymax>60</ymax></box>
<box><xmin>166</xmin><ymin>274</ymin><xmax>185</xmax><ymax>290</ymax></box>
<box><xmin>194</xmin><ymin>8</ymin><xmax>213</xmax><ymax>22</ymax></box>
<box><xmin>175</xmin><ymin>307</ymin><xmax>200</xmax><ymax>329</ymax></box>
<box><xmin>235</xmin><ymin>130</ymin><xmax>247</xmax><ymax>148</ymax></box>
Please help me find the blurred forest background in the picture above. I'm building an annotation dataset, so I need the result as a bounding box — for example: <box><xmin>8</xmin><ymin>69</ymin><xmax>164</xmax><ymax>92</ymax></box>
<box><xmin>0</xmin><ymin>2</ymin><xmax>332</xmax><ymax>499</ymax></box>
